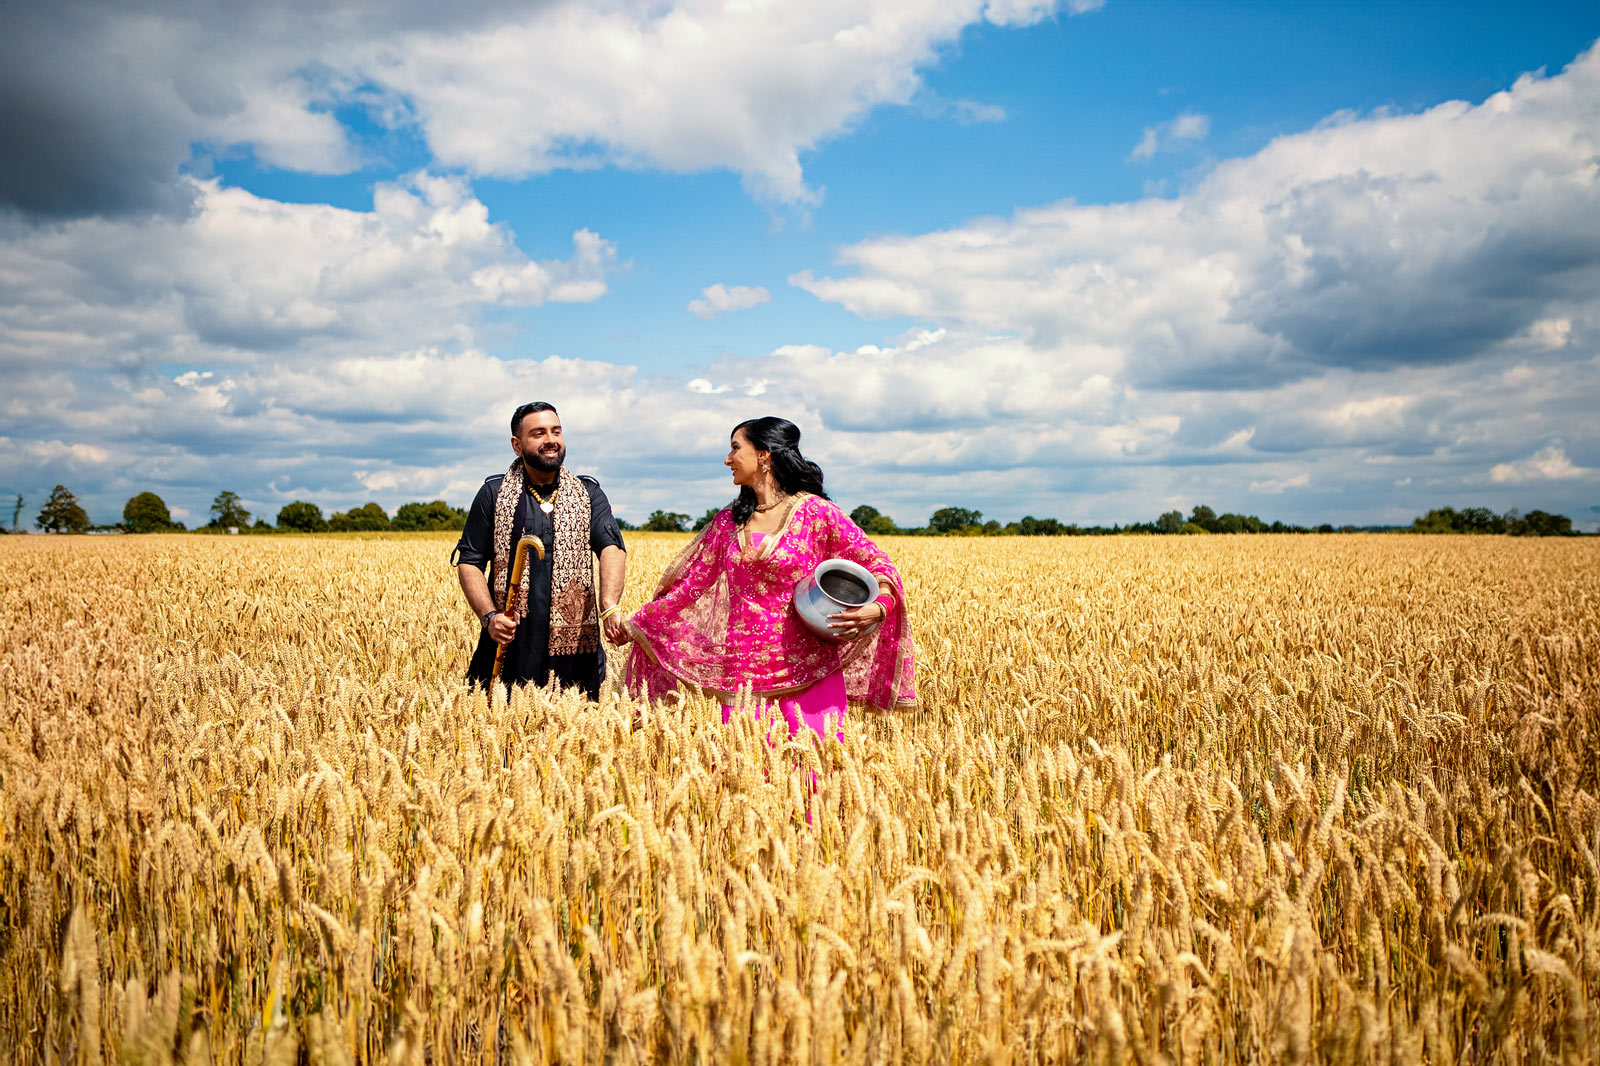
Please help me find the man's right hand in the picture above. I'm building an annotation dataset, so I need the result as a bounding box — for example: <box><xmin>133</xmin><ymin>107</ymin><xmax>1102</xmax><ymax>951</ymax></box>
<box><xmin>488</xmin><ymin>611</ymin><xmax>519</xmax><ymax>645</ymax></box>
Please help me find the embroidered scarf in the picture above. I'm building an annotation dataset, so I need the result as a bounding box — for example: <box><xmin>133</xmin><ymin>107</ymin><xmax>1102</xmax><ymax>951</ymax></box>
<box><xmin>491</xmin><ymin>462</ymin><xmax>600</xmax><ymax>656</ymax></box>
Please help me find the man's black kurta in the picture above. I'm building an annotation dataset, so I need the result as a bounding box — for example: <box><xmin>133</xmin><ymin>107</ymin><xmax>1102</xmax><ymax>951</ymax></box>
<box><xmin>454</xmin><ymin>471</ymin><xmax>625</xmax><ymax>698</ymax></box>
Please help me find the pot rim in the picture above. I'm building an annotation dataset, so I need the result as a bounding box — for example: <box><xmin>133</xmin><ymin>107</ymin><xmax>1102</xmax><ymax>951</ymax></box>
<box><xmin>806</xmin><ymin>558</ymin><xmax>876</xmax><ymax>607</ymax></box>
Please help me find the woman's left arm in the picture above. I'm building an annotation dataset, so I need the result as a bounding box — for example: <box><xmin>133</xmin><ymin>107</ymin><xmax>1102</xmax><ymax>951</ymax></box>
<box><xmin>817</xmin><ymin>501</ymin><xmax>900</xmax><ymax>639</ymax></box>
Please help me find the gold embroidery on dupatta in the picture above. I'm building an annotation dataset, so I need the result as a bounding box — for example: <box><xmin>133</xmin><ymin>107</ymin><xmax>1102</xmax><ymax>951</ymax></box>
<box><xmin>737</xmin><ymin>492</ymin><xmax>811</xmax><ymax>559</ymax></box>
<box><xmin>651</xmin><ymin>505</ymin><xmax>730</xmax><ymax>597</ymax></box>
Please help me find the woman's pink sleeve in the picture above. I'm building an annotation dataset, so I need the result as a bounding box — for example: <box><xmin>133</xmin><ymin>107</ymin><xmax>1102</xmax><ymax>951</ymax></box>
<box><xmin>817</xmin><ymin>499</ymin><xmax>916</xmax><ymax>708</ymax></box>
<box><xmin>821</xmin><ymin>502</ymin><xmax>901</xmax><ymax>584</ymax></box>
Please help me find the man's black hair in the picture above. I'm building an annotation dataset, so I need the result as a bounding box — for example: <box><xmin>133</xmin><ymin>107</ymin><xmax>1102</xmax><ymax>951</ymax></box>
<box><xmin>511</xmin><ymin>401</ymin><xmax>559</xmax><ymax>434</ymax></box>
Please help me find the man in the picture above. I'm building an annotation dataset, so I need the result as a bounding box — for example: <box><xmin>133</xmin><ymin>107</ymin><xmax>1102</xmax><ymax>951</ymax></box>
<box><xmin>454</xmin><ymin>401</ymin><xmax>628</xmax><ymax>697</ymax></box>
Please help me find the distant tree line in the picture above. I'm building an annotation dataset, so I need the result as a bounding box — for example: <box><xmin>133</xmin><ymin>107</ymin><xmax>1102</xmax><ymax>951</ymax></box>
<box><xmin>10</xmin><ymin>485</ymin><xmax>1587</xmax><ymax>538</ymax></box>
<box><xmin>837</xmin><ymin>503</ymin><xmax>1350</xmax><ymax>537</ymax></box>
<box><xmin>834</xmin><ymin>502</ymin><xmax>1585</xmax><ymax>537</ymax></box>
<box><xmin>7</xmin><ymin>486</ymin><xmax>469</xmax><ymax>534</ymax></box>
<box><xmin>603</xmin><ymin>500</ymin><xmax>1590</xmax><ymax>538</ymax></box>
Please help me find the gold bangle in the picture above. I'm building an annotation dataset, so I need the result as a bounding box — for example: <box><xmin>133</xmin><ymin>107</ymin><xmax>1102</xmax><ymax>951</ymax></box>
<box><xmin>599</xmin><ymin>604</ymin><xmax>622</xmax><ymax>620</ymax></box>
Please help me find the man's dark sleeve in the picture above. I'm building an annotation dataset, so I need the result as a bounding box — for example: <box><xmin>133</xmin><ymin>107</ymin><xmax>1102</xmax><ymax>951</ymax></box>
<box><xmin>583</xmin><ymin>476</ymin><xmax>626</xmax><ymax>554</ymax></box>
<box><xmin>452</xmin><ymin>480</ymin><xmax>498</xmax><ymax>569</ymax></box>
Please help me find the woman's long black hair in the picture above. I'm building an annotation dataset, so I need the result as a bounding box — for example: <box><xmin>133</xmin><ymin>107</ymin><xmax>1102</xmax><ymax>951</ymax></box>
<box><xmin>730</xmin><ymin>416</ymin><xmax>828</xmax><ymax>525</ymax></box>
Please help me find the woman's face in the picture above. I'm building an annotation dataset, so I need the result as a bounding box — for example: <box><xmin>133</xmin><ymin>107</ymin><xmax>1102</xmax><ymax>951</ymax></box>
<box><xmin>724</xmin><ymin>429</ymin><xmax>767</xmax><ymax>487</ymax></box>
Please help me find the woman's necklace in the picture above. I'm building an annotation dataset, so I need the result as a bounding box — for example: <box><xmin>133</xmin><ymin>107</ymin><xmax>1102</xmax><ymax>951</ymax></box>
<box><xmin>527</xmin><ymin>481</ymin><xmax>558</xmax><ymax>514</ymax></box>
<box><xmin>752</xmin><ymin>491</ymin><xmax>790</xmax><ymax>513</ymax></box>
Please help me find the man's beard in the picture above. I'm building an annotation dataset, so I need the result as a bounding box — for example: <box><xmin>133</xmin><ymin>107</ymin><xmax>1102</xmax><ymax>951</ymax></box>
<box><xmin>523</xmin><ymin>443</ymin><xmax>565</xmax><ymax>474</ymax></box>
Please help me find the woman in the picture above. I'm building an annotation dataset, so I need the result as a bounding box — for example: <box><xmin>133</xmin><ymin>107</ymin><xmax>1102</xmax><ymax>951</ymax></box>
<box><xmin>623</xmin><ymin>417</ymin><xmax>916</xmax><ymax>736</ymax></box>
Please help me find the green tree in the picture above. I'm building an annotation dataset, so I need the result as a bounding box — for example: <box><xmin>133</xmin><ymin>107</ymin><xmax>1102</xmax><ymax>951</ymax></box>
<box><xmin>642</xmin><ymin>510</ymin><xmax>690</xmax><ymax>532</ymax></box>
<box><xmin>10</xmin><ymin>493</ymin><xmax>23</xmax><ymax>532</ymax></box>
<box><xmin>692</xmin><ymin>507</ymin><xmax>722</xmax><ymax>532</ymax></box>
<box><xmin>1411</xmin><ymin>507</ymin><xmax>1458</xmax><ymax>533</ymax></box>
<box><xmin>277</xmin><ymin>501</ymin><xmax>328</xmax><ymax>532</ymax></box>
<box><xmin>928</xmin><ymin>506</ymin><xmax>982</xmax><ymax>534</ymax></box>
<box><xmin>1015</xmin><ymin>515</ymin><xmax>1064</xmax><ymax>536</ymax></box>
<box><xmin>1156</xmin><ymin>510</ymin><xmax>1184</xmax><ymax>534</ymax></box>
<box><xmin>122</xmin><ymin>492</ymin><xmax>174</xmax><ymax>533</ymax></box>
<box><xmin>37</xmin><ymin>484</ymin><xmax>91</xmax><ymax>533</ymax></box>
<box><xmin>328</xmin><ymin>502</ymin><xmax>392</xmax><ymax>532</ymax></box>
<box><xmin>392</xmin><ymin>500</ymin><xmax>467</xmax><ymax>531</ymax></box>
<box><xmin>209</xmin><ymin>490</ymin><xmax>250</xmax><ymax>529</ymax></box>
<box><xmin>1510</xmin><ymin>509</ymin><xmax>1574</xmax><ymax>536</ymax></box>
<box><xmin>851</xmin><ymin>504</ymin><xmax>899</xmax><ymax>535</ymax></box>
<box><xmin>1188</xmin><ymin>505</ymin><xmax>1218</xmax><ymax>532</ymax></box>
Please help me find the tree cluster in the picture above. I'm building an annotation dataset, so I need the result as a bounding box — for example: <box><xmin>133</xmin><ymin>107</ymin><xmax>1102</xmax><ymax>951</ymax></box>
<box><xmin>32</xmin><ymin>489</ymin><xmax>476</xmax><ymax>534</ymax></box>
<box><xmin>37</xmin><ymin>485</ymin><xmax>92</xmax><ymax>534</ymax></box>
<box><xmin>640</xmin><ymin>510</ymin><xmax>692</xmax><ymax>532</ymax></box>
<box><xmin>275</xmin><ymin>498</ymin><xmax>468</xmax><ymax>533</ymax></box>
<box><xmin>1411</xmin><ymin>506</ymin><xmax>1575</xmax><ymax>536</ymax></box>
<box><xmin>1154</xmin><ymin>505</ymin><xmax>1324</xmax><ymax>534</ymax></box>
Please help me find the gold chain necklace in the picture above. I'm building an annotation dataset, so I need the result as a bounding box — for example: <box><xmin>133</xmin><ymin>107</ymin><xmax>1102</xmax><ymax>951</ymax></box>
<box><xmin>527</xmin><ymin>481</ymin><xmax>558</xmax><ymax>514</ymax></box>
<box><xmin>753</xmin><ymin>492</ymin><xmax>790</xmax><ymax>513</ymax></box>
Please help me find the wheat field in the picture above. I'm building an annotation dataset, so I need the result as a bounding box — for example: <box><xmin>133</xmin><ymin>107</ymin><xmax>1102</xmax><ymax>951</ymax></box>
<box><xmin>1</xmin><ymin>531</ymin><xmax>1596</xmax><ymax>1064</ymax></box>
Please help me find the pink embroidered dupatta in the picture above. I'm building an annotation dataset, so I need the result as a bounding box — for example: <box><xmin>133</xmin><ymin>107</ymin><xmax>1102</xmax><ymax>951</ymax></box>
<box><xmin>624</xmin><ymin>495</ymin><xmax>916</xmax><ymax>710</ymax></box>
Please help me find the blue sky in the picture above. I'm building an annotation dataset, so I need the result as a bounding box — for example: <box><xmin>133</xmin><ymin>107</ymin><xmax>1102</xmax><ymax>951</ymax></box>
<box><xmin>2</xmin><ymin>0</ymin><xmax>1598</xmax><ymax>530</ymax></box>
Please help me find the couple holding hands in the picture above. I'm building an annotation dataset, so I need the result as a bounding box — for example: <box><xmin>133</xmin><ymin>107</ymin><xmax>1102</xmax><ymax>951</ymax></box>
<box><xmin>453</xmin><ymin>402</ymin><xmax>916</xmax><ymax>739</ymax></box>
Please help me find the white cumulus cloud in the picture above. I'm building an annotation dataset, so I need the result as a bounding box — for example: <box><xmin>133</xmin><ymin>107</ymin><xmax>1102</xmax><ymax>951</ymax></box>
<box><xmin>0</xmin><ymin>0</ymin><xmax>1099</xmax><ymax>217</ymax></box>
<box><xmin>797</xmin><ymin>43</ymin><xmax>1600</xmax><ymax>384</ymax></box>
<box><xmin>1129</xmin><ymin>112</ymin><xmax>1211</xmax><ymax>161</ymax></box>
<box><xmin>688</xmin><ymin>284</ymin><xmax>773</xmax><ymax>319</ymax></box>
<box><xmin>0</xmin><ymin>174</ymin><xmax>624</xmax><ymax>522</ymax></box>
<box><xmin>1490</xmin><ymin>446</ymin><xmax>1591</xmax><ymax>483</ymax></box>
<box><xmin>0</xmin><ymin>173</ymin><xmax>616</xmax><ymax>377</ymax></box>
<box><xmin>1248</xmin><ymin>473</ymin><xmax>1311</xmax><ymax>495</ymax></box>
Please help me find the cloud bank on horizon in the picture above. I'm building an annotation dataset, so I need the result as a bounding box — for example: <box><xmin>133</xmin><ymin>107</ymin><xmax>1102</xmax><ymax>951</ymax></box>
<box><xmin>0</xmin><ymin>0</ymin><xmax>1596</xmax><ymax>530</ymax></box>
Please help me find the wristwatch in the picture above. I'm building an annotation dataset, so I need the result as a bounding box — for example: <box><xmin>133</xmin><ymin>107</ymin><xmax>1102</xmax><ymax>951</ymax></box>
<box><xmin>480</xmin><ymin>609</ymin><xmax>499</xmax><ymax>629</ymax></box>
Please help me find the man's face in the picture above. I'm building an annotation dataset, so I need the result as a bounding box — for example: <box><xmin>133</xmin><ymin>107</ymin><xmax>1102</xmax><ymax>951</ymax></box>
<box><xmin>512</xmin><ymin>410</ymin><xmax>565</xmax><ymax>472</ymax></box>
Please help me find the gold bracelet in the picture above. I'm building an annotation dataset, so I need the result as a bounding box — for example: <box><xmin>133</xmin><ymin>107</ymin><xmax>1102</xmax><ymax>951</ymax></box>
<box><xmin>599</xmin><ymin>604</ymin><xmax>622</xmax><ymax>621</ymax></box>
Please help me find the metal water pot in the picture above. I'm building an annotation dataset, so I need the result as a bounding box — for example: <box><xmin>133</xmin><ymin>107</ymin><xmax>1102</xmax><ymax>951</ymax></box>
<box><xmin>793</xmin><ymin>558</ymin><xmax>878</xmax><ymax>643</ymax></box>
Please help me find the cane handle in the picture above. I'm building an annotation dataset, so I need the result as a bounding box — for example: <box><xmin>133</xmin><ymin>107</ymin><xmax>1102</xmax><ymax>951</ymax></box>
<box><xmin>491</xmin><ymin>536</ymin><xmax>546</xmax><ymax>682</ymax></box>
